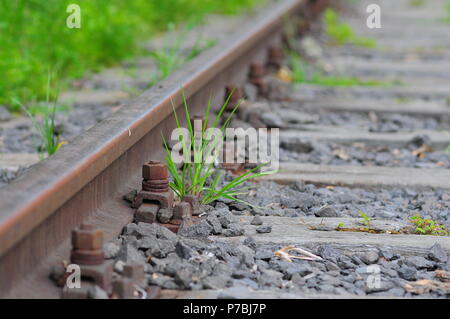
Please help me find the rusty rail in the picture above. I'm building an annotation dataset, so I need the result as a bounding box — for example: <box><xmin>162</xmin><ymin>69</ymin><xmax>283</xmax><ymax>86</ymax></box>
<box><xmin>0</xmin><ymin>0</ymin><xmax>329</xmax><ymax>298</ymax></box>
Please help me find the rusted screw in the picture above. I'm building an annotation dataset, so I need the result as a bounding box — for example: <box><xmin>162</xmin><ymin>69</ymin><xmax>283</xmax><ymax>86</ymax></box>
<box><xmin>142</xmin><ymin>161</ymin><xmax>169</xmax><ymax>193</ymax></box>
<box><xmin>248</xmin><ymin>63</ymin><xmax>268</xmax><ymax>97</ymax></box>
<box><xmin>173</xmin><ymin>201</ymin><xmax>192</xmax><ymax>221</ymax></box>
<box><xmin>182</xmin><ymin>195</ymin><xmax>200</xmax><ymax>216</ymax></box>
<box><xmin>142</xmin><ymin>161</ymin><xmax>168</xmax><ymax>180</ymax></box>
<box><xmin>249</xmin><ymin>63</ymin><xmax>266</xmax><ymax>84</ymax></box>
<box><xmin>267</xmin><ymin>47</ymin><xmax>284</xmax><ymax>69</ymax></box>
<box><xmin>123</xmin><ymin>264</ymin><xmax>145</xmax><ymax>287</ymax></box>
<box><xmin>70</xmin><ymin>223</ymin><xmax>105</xmax><ymax>265</ymax></box>
<box><xmin>225</xmin><ymin>86</ymin><xmax>244</xmax><ymax>109</ymax></box>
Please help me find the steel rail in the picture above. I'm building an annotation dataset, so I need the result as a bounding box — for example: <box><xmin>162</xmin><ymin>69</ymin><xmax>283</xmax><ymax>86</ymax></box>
<box><xmin>0</xmin><ymin>0</ymin><xmax>327</xmax><ymax>298</ymax></box>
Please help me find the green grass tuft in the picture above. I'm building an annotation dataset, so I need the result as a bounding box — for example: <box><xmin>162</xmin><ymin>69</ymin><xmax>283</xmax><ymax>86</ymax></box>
<box><xmin>324</xmin><ymin>8</ymin><xmax>376</xmax><ymax>48</ymax></box>
<box><xmin>11</xmin><ymin>73</ymin><xmax>65</xmax><ymax>159</ymax></box>
<box><xmin>288</xmin><ymin>51</ymin><xmax>389</xmax><ymax>87</ymax></box>
<box><xmin>163</xmin><ymin>90</ymin><xmax>276</xmax><ymax>205</ymax></box>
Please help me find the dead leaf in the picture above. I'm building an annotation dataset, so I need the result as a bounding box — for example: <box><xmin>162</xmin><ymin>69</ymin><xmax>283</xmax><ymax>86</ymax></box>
<box><xmin>404</xmin><ymin>279</ymin><xmax>450</xmax><ymax>294</ymax></box>
<box><xmin>276</xmin><ymin>67</ymin><xmax>293</xmax><ymax>83</ymax></box>
<box><xmin>436</xmin><ymin>161</ymin><xmax>446</xmax><ymax>167</ymax></box>
<box><xmin>412</xmin><ymin>144</ymin><xmax>433</xmax><ymax>157</ymax></box>
<box><xmin>274</xmin><ymin>245</ymin><xmax>323</xmax><ymax>262</ymax></box>
<box><xmin>332</xmin><ymin>148</ymin><xmax>350</xmax><ymax>160</ymax></box>
<box><xmin>436</xmin><ymin>270</ymin><xmax>450</xmax><ymax>283</ymax></box>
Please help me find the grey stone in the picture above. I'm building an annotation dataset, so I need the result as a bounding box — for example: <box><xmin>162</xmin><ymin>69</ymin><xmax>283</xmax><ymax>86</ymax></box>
<box><xmin>284</xmin><ymin>262</ymin><xmax>313</xmax><ymax>279</ymax></box>
<box><xmin>386</xmin><ymin>287</ymin><xmax>405</xmax><ymax>297</ymax></box>
<box><xmin>232</xmin><ymin>278</ymin><xmax>259</xmax><ymax>289</ymax></box>
<box><xmin>202</xmin><ymin>275</ymin><xmax>229</xmax><ymax>289</ymax></box>
<box><xmin>230</xmin><ymin>202</ymin><xmax>249</xmax><ymax>211</ymax></box>
<box><xmin>178</xmin><ymin>219</ymin><xmax>213</xmax><ymax>238</ymax></box>
<box><xmin>124</xmin><ymin>244</ymin><xmax>147</xmax><ymax>264</ymax></box>
<box><xmin>365</xmin><ymin>281</ymin><xmax>394</xmax><ymax>294</ymax></box>
<box><xmin>174</xmin><ymin>266</ymin><xmax>198</xmax><ymax>289</ymax></box>
<box><xmin>376</xmin><ymin>210</ymin><xmax>396</xmax><ymax>219</ymax></box>
<box><xmin>122</xmin><ymin>189</ymin><xmax>137</xmax><ymax>203</ymax></box>
<box><xmin>255</xmin><ymin>249</ymin><xmax>273</xmax><ymax>261</ymax></box>
<box><xmin>244</xmin><ymin>83</ymin><xmax>258</xmax><ymax>101</ymax></box>
<box><xmin>250</xmin><ymin>216</ymin><xmax>263</xmax><ymax>226</ymax></box>
<box><xmin>157</xmin><ymin>208</ymin><xmax>173</xmax><ymax>224</ymax></box>
<box><xmin>104</xmin><ymin>242</ymin><xmax>120</xmax><ymax>259</ymax></box>
<box><xmin>337</xmin><ymin>256</ymin><xmax>355</xmax><ymax>269</ymax></box>
<box><xmin>217</xmin><ymin>212</ymin><xmax>235</xmax><ymax>228</ymax></box>
<box><xmin>291</xmin><ymin>273</ymin><xmax>306</xmax><ymax>287</ymax></box>
<box><xmin>0</xmin><ymin>106</ymin><xmax>11</xmax><ymax>122</ymax></box>
<box><xmin>144</xmin><ymin>239</ymin><xmax>176</xmax><ymax>258</ymax></box>
<box><xmin>380</xmin><ymin>249</ymin><xmax>395</xmax><ymax>261</ymax></box>
<box><xmin>223</xmin><ymin>223</ymin><xmax>245</xmax><ymax>237</ymax></box>
<box><xmin>398</xmin><ymin>265</ymin><xmax>417</xmax><ymax>281</ymax></box>
<box><xmin>243</xmin><ymin>237</ymin><xmax>257</xmax><ymax>250</ymax></box>
<box><xmin>318</xmin><ymin>245</ymin><xmax>340</xmax><ymax>261</ymax></box>
<box><xmin>314</xmin><ymin>206</ymin><xmax>338</xmax><ymax>218</ymax></box>
<box><xmin>175</xmin><ymin>241</ymin><xmax>194</xmax><ymax>260</ymax></box>
<box><xmin>428</xmin><ymin>243</ymin><xmax>447</xmax><ymax>263</ymax></box>
<box><xmin>148</xmin><ymin>274</ymin><xmax>179</xmax><ymax>289</ymax></box>
<box><xmin>261</xmin><ymin>112</ymin><xmax>284</xmax><ymax>128</ymax></box>
<box><xmin>88</xmin><ymin>286</ymin><xmax>109</xmax><ymax>299</ymax></box>
<box><xmin>256</xmin><ymin>225</ymin><xmax>272</xmax><ymax>234</ymax></box>
<box><xmin>281</xmin><ymin>138</ymin><xmax>313</xmax><ymax>153</ymax></box>
<box><xmin>351</xmin><ymin>255</ymin><xmax>363</xmax><ymax>265</ymax></box>
<box><xmin>238</xmin><ymin>245</ymin><xmax>255</xmax><ymax>267</ymax></box>
<box><xmin>206</xmin><ymin>215</ymin><xmax>223</xmax><ymax>235</ymax></box>
<box><xmin>405</xmin><ymin>256</ymin><xmax>434</xmax><ymax>270</ymax></box>
<box><xmin>258</xmin><ymin>268</ymin><xmax>283</xmax><ymax>287</ymax></box>
<box><xmin>114</xmin><ymin>260</ymin><xmax>126</xmax><ymax>273</ymax></box>
<box><xmin>126</xmin><ymin>222</ymin><xmax>177</xmax><ymax>242</ymax></box>
<box><xmin>359</xmin><ymin>251</ymin><xmax>379</xmax><ymax>265</ymax></box>
<box><xmin>319</xmin><ymin>284</ymin><xmax>335</xmax><ymax>294</ymax></box>
<box><xmin>325</xmin><ymin>261</ymin><xmax>340</xmax><ymax>272</ymax></box>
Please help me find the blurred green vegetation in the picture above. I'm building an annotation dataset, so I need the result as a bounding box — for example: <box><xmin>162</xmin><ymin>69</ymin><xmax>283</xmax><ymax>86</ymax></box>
<box><xmin>0</xmin><ymin>0</ymin><xmax>259</xmax><ymax>111</ymax></box>
<box><xmin>324</xmin><ymin>8</ymin><xmax>376</xmax><ymax>48</ymax></box>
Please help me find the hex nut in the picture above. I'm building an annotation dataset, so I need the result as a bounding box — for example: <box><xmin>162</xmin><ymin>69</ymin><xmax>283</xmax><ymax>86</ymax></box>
<box><xmin>72</xmin><ymin>227</ymin><xmax>103</xmax><ymax>250</ymax></box>
<box><xmin>142</xmin><ymin>161</ymin><xmax>168</xmax><ymax>180</ymax></box>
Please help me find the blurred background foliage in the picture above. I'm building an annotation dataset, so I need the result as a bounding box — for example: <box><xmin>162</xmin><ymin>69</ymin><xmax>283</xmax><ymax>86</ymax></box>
<box><xmin>0</xmin><ymin>0</ymin><xmax>259</xmax><ymax>111</ymax></box>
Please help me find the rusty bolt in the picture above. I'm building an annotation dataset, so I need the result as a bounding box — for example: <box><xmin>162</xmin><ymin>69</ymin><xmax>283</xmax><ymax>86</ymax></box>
<box><xmin>225</xmin><ymin>86</ymin><xmax>244</xmax><ymax>107</ymax></box>
<box><xmin>248</xmin><ymin>63</ymin><xmax>268</xmax><ymax>96</ymax></box>
<box><xmin>146</xmin><ymin>286</ymin><xmax>161</xmax><ymax>299</ymax></box>
<box><xmin>123</xmin><ymin>264</ymin><xmax>145</xmax><ymax>287</ymax></box>
<box><xmin>112</xmin><ymin>278</ymin><xmax>135</xmax><ymax>299</ymax></box>
<box><xmin>135</xmin><ymin>203</ymin><xmax>158</xmax><ymax>224</ymax></box>
<box><xmin>249</xmin><ymin>63</ymin><xmax>266</xmax><ymax>81</ymax></box>
<box><xmin>268</xmin><ymin>47</ymin><xmax>284</xmax><ymax>68</ymax></box>
<box><xmin>182</xmin><ymin>195</ymin><xmax>200</xmax><ymax>216</ymax></box>
<box><xmin>71</xmin><ymin>249</ymin><xmax>105</xmax><ymax>265</ymax></box>
<box><xmin>71</xmin><ymin>223</ymin><xmax>103</xmax><ymax>250</ymax></box>
<box><xmin>142</xmin><ymin>179</ymin><xmax>169</xmax><ymax>192</ymax></box>
<box><xmin>70</xmin><ymin>224</ymin><xmax>105</xmax><ymax>265</ymax></box>
<box><xmin>173</xmin><ymin>201</ymin><xmax>192</xmax><ymax>220</ymax></box>
<box><xmin>142</xmin><ymin>161</ymin><xmax>168</xmax><ymax>181</ymax></box>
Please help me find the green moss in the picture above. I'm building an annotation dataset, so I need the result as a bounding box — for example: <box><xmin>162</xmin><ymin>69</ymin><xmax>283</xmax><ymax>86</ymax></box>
<box><xmin>324</xmin><ymin>8</ymin><xmax>376</xmax><ymax>48</ymax></box>
<box><xmin>288</xmin><ymin>51</ymin><xmax>389</xmax><ymax>87</ymax></box>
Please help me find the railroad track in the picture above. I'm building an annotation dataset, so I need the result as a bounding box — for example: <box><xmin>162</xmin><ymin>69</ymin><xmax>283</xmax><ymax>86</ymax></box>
<box><xmin>1</xmin><ymin>0</ymin><xmax>450</xmax><ymax>299</ymax></box>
